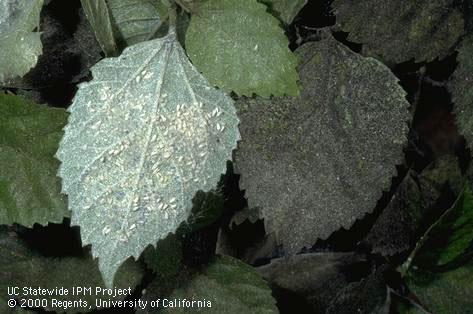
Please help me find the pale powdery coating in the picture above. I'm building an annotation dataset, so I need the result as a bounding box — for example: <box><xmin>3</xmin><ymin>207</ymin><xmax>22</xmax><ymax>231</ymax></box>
<box><xmin>235</xmin><ymin>36</ymin><xmax>410</xmax><ymax>254</ymax></box>
<box><xmin>185</xmin><ymin>0</ymin><xmax>299</xmax><ymax>97</ymax></box>
<box><xmin>333</xmin><ymin>0</ymin><xmax>464</xmax><ymax>64</ymax></box>
<box><xmin>0</xmin><ymin>0</ymin><xmax>43</xmax><ymax>83</ymax></box>
<box><xmin>56</xmin><ymin>30</ymin><xmax>240</xmax><ymax>287</ymax></box>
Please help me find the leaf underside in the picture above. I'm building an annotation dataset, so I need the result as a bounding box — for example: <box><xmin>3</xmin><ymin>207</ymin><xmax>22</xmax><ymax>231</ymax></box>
<box><xmin>0</xmin><ymin>0</ymin><xmax>43</xmax><ymax>83</ymax></box>
<box><xmin>333</xmin><ymin>0</ymin><xmax>465</xmax><ymax>63</ymax></box>
<box><xmin>235</xmin><ymin>35</ymin><xmax>410</xmax><ymax>254</ymax></box>
<box><xmin>0</xmin><ymin>93</ymin><xmax>69</xmax><ymax>227</ymax></box>
<box><xmin>56</xmin><ymin>30</ymin><xmax>240</xmax><ymax>287</ymax></box>
<box><xmin>185</xmin><ymin>0</ymin><xmax>299</xmax><ymax>97</ymax></box>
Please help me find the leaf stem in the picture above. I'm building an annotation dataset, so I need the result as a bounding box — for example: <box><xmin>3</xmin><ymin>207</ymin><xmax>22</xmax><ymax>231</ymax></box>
<box><xmin>162</xmin><ymin>0</ymin><xmax>177</xmax><ymax>27</ymax></box>
<box><xmin>174</xmin><ymin>0</ymin><xmax>193</xmax><ymax>13</ymax></box>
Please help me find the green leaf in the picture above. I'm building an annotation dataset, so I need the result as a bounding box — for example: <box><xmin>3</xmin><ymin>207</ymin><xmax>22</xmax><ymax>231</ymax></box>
<box><xmin>0</xmin><ymin>229</ymin><xmax>143</xmax><ymax>313</ymax></box>
<box><xmin>234</xmin><ymin>35</ymin><xmax>410</xmax><ymax>254</ymax></box>
<box><xmin>449</xmin><ymin>35</ymin><xmax>473</xmax><ymax>150</ymax></box>
<box><xmin>402</xmin><ymin>181</ymin><xmax>473</xmax><ymax>313</ymax></box>
<box><xmin>412</xmin><ymin>185</ymin><xmax>473</xmax><ymax>268</ymax></box>
<box><xmin>143</xmin><ymin>233</ymin><xmax>182</xmax><ymax>279</ymax></box>
<box><xmin>177</xmin><ymin>190</ymin><xmax>225</xmax><ymax>233</ymax></box>
<box><xmin>0</xmin><ymin>93</ymin><xmax>69</xmax><ymax>227</ymax></box>
<box><xmin>81</xmin><ymin>0</ymin><xmax>118</xmax><ymax>56</ymax></box>
<box><xmin>56</xmin><ymin>29</ymin><xmax>240</xmax><ymax>287</ymax></box>
<box><xmin>406</xmin><ymin>262</ymin><xmax>473</xmax><ymax>314</ymax></box>
<box><xmin>333</xmin><ymin>0</ymin><xmax>465</xmax><ymax>63</ymax></box>
<box><xmin>260</xmin><ymin>0</ymin><xmax>307</xmax><ymax>24</ymax></box>
<box><xmin>107</xmin><ymin>0</ymin><xmax>168</xmax><ymax>48</ymax></box>
<box><xmin>140</xmin><ymin>255</ymin><xmax>278</xmax><ymax>313</ymax></box>
<box><xmin>435</xmin><ymin>186</ymin><xmax>473</xmax><ymax>265</ymax></box>
<box><xmin>0</xmin><ymin>0</ymin><xmax>43</xmax><ymax>83</ymax></box>
<box><xmin>185</xmin><ymin>0</ymin><xmax>299</xmax><ymax>97</ymax></box>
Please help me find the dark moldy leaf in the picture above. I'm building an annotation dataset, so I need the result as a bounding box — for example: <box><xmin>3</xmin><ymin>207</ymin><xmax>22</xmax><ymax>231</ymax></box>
<box><xmin>216</xmin><ymin>218</ymin><xmax>277</xmax><ymax>266</ymax></box>
<box><xmin>235</xmin><ymin>34</ymin><xmax>409</xmax><ymax>255</ymax></box>
<box><xmin>333</xmin><ymin>0</ymin><xmax>465</xmax><ymax>64</ymax></box>
<box><xmin>257</xmin><ymin>252</ymin><xmax>381</xmax><ymax>313</ymax></box>
<box><xmin>363</xmin><ymin>155</ymin><xmax>462</xmax><ymax>257</ymax></box>
<box><xmin>326</xmin><ymin>266</ymin><xmax>390</xmax><ymax>314</ymax></box>
<box><xmin>449</xmin><ymin>35</ymin><xmax>473</xmax><ymax>151</ymax></box>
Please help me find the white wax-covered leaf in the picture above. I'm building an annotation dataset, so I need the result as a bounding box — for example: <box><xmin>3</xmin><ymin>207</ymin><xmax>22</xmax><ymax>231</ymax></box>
<box><xmin>57</xmin><ymin>29</ymin><xmax>240</xmax><ymax>287</ymax></box>
<box><xmin>0</xmin><ymin>0</ymin><xmax>43</xmax><ymax>83</ymax></box>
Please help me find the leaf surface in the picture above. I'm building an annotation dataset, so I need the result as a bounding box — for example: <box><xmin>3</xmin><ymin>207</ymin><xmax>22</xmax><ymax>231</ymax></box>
<box><xmin>81</xmin><ymin>0</ymin><xmax>118</xmax><ymax>56</ymax></box>
<box><xmin>257</xmin><ymin>252</ymin><xmax>369</xmax><ymax>312</ymax></box>
<box><xmin>185</xmin><ymin>0</ymin><xmax>299</xmax><ymax>97</ymax></box>
<box><xmin>333</xmin><ymin>0</ymin><xmax>464</xmax><ymax>63</ymax></box>
<box><xmin>0</xmin><ymin>94</ymin><xmax>69</xmax><ymax>227</ymax></box>
<box><xmin>143</xmin><ymin>233</ymin><xmax>182</xmax><ymax>279</ymax></box>
<box><xmin>107</xmin><ymin>0</ymin><xmax>168</xmax><ymax>47</ymax></box>
<box><xmin>403</xmin><ymin>181</ymin><xmax>473</xmax><ymax>313</ymax></box>
<box><xmin>364</xmin><ymin>155</ymin><xmax>462</xmax><ymax>256</ymax></box>
<box><xmin>140</xmin><ymin>255</ymin><xmax>278</xmax><ymax>313</ymax></box>
<box><xmin>57</xmin><ymin>30</ymin><xmax>240</xmax><ymax>287</ymax></box>
<box><xmin>449</xmin><ymin>35</ymin><xmax>473</xmax><ymax>150</ymax></box>
<box><xmin>261</xmin><ymin>0</ymin><xmax>307</xmax><ymax>24</ymax></box>
<box><xmin>0</xmin><ymin>0</ymin><xmax>43</xmax><ymax>83</ymax></box>
<box><xmin>411</xmin><ymin>184</ymin><xmax>473</xmax><ymax>268</ymax></box>
<box><xmin>0</xmin><ymin>229</ymin><xmax>143</xmax><ymax>313</ymax></box>
<box><xmin>406</xmin><ymin>262</ymin><xmax>473</xmax><ymax>314</ymax></box>
<box><xmin>234</xmin><ymin>36</ymin><xmax>410</xmax><ymax>254</ymax></box>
